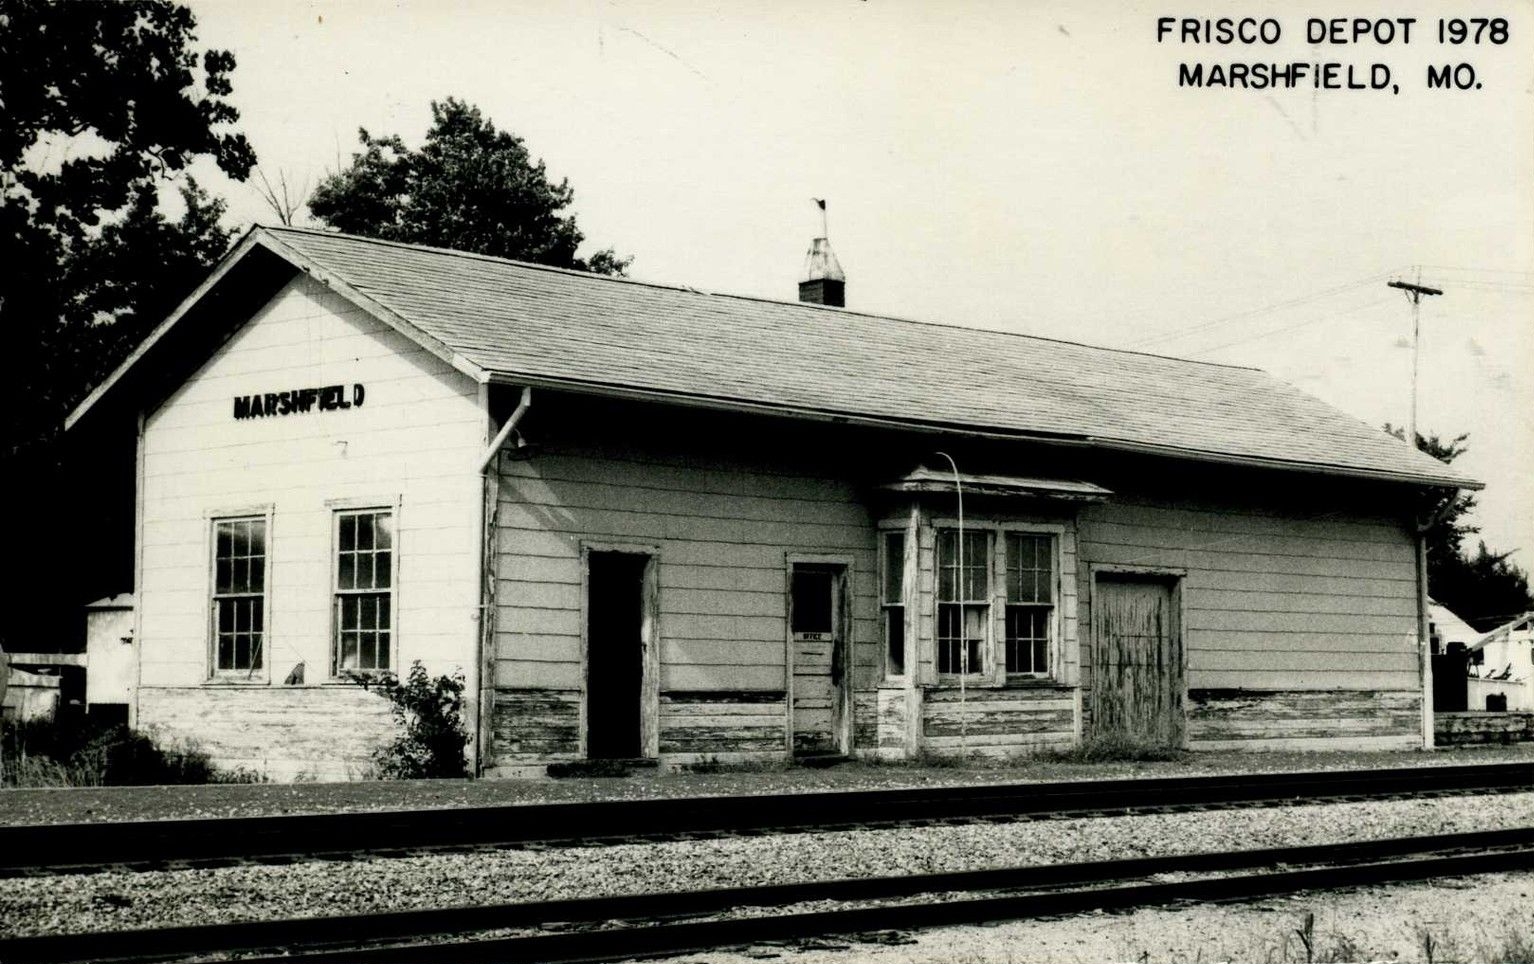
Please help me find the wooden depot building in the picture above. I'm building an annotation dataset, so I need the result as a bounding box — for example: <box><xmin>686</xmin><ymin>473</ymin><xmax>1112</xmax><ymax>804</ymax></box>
<box><xmin>64</xmin><ymin>226</ymin><xmax>1479</xmax><ymax>779</ymax></box>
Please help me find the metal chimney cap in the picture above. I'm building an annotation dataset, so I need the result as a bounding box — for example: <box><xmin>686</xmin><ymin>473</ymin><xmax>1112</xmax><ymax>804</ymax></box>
<box><xmin>801</xmin><ymin>237</ymin><xmax>845</xmax><ymax>283</ymax></box>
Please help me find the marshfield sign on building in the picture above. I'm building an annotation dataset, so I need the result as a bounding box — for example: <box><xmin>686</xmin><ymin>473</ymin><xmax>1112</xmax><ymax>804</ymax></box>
<box><xmin>66</xmin><ymin>226</ymin><xmax>1477</xmax><ymax>780</ymax></box>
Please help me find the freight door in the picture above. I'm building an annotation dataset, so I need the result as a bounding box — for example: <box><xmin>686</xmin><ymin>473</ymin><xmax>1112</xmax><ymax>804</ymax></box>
<box><xmin>789</xmin><ymin>564</ymin><xmax>847</xmax><ymax>756</ymax></box>
<box><xmin>1091</xmin><ymin>573</ymin><xmax>1185</xmax><ymax>747</ymax></box>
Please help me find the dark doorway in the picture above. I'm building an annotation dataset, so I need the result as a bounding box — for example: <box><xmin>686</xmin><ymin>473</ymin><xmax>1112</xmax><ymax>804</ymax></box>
<box><xmin>790</xmin><ymin>563</ymin><xmax>847</xmax><ymax>757</ymax></box>
<box><xmin>586</xmin><ymin>551</ymin><xmax>649</xmax><ymax>759</ymax></box>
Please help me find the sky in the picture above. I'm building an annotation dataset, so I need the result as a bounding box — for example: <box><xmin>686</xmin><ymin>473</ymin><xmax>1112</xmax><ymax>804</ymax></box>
<box><xmin>181</xmin><ymin>0</ymin><xmax>1533</xmax><ymax>564</ymax></box>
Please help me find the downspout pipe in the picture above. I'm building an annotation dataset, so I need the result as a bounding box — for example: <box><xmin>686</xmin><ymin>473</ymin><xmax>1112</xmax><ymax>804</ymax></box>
<box><xmin>474</xmin><ymin>384</ymin><xmax>532</xmax><ymax>777</ymax></box>
<box><xmin>479</xmin><ymin>387</ymin><xmax>533</xmax><ymax>474</ymax></box>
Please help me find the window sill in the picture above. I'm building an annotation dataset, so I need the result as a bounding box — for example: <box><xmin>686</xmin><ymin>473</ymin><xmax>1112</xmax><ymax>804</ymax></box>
<box><xmin>204</xmin><ymin>676</ymin><xmax>270</xmax><ymax>686</ymax></box>
<box><xmin>1002</xmin><ymin>677</ymin><xmax>1073</xmax><ymax>690</ymax></box>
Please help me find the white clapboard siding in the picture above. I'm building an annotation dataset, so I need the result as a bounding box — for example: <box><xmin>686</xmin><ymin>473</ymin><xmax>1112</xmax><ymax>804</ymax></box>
<box><xmin>493</xmin><ymin>439</ymin><xmax>879</xmax><ymax>694</ymax></box>
<box><xmin>1078</xmin><ymin>492</ymin><xmax>1418</xmax><ymax>693</ymax></box>
<box><xmin>137</xmin><ymin>278</ymin><xmax>484</xmax><ymax>720</ymax></box>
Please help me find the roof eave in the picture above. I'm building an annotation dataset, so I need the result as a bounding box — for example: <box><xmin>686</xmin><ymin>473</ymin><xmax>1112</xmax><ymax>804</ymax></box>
<box><xmin>64</xmin><ymin>227</ymin><xmax>488</xmax><ymax>432</ymax></box>
<box><xmin>65</xmin><ymin>226</ymin><xmax>265</xmax><ymax>431</ymax></box>
<box><xmin>482</xmin><ymin>371</ymin><xmax>1482</xmax><ymax>490</ymax></box>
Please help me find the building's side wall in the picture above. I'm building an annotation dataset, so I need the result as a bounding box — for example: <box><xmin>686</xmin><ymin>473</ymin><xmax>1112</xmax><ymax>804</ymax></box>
<box><xmin>136</xmin><ymin>277</ymin><xmax>484</xmax><ymax>780</ymax></box>
<box><xmin>488</xmin><ymin>405</ymin><xmax>879</xmax><ymax>773</ymax></box>
<box><xmin>1078</xmin><ymin>489</ymin><xmax>1421</xmax><ymax>750</ymax></box>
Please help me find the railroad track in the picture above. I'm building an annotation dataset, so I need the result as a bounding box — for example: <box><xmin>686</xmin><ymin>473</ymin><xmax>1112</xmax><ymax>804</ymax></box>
<box><xmin>1</xmin><ymin>761</ymin><xmax>1528</xmax><ymax>877</ymax></box>
<box><xmin>3</xmin><ymin>828</ymin><xmax>1530</xmax><ymax>964</ymax></box>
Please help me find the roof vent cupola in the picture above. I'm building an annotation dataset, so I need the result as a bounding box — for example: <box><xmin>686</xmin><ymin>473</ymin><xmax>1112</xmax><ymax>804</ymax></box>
<box><xmin>798</xmin><ymin>199</ymin><xmax>845</xmax><ymax>307</ymax></box>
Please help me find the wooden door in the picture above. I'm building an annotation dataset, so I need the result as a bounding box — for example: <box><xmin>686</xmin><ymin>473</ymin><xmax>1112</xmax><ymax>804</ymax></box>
<box><xmin>790</xmin><ymin>564</ymin><xmax>846</xmax><ymax>756</ymax></box>
<box><xmin>1091</xmin><ymin>573</ymin><xmax>1185</xmax><ymax>746</ymax></box>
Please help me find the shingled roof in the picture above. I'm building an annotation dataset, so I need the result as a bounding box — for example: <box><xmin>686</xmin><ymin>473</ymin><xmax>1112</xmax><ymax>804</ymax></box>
<box><xmin>69</xmin><ymin>225</ymin><xmax>1477</xmax><ymax>489</ymax></box>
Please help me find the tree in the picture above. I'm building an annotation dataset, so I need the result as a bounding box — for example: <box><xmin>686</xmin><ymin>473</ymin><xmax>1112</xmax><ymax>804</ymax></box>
<box><xmin>1</xmin><ymin>0</ymin><xmax>254</xmax><ymax>647</ymax></box>
<box><xmin>309</xmin><ymin>98</ymin><xmax>630</xmax><ymax>275</ymax></box>
<box><xmin>2</xmin><ymin>0</ymin><xmax>254</xmax><ymax>458</ymax></box>
<box><xmin>1387</xmin><ymin>424</ymin><xmax>1533</xmax><ymax>631</ymax></box>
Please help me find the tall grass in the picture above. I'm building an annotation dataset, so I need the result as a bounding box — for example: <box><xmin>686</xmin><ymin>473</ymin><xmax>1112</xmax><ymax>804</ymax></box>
<box><xmin>0</xmin><ymin>710</ymin><xmax>254</xmax><ymax>787</ymax></box>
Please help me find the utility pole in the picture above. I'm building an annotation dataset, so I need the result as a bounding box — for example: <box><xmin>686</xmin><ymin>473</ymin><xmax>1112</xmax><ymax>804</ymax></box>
<box><xmin>1387</xmin><ymin>271</ymin><xmax>1443</xmax><ymax>750</ymax></box>
<box><xmin>1388</xmin><ymin>272</ymin><xmax>1443</xmax><ymax>444</ymax></box>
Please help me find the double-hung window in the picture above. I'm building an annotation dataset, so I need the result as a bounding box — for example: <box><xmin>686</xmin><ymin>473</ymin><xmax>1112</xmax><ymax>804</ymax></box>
<box><xmin>936</xmin><ymin>529</ymin><xmax>990</xmax><ymax>675</ymax></box>
<box><xmin>1004</xmin><ymin>533</ymin><xmax>1055</xmax><ymax>676</ymax></box>
<box><xmin>211</xmin><ymin>517</ymin><xmax>267</xmax><ymax>675</ymax></box>
<box><xmin>334</xmin><ymin>509</ymin><xmax>394</xmax><ymax>674</ymax></box>
<box><xmin>881</xmin><ymin>531</ymin><xmax>906</xmax><ymax>676</ymax></box>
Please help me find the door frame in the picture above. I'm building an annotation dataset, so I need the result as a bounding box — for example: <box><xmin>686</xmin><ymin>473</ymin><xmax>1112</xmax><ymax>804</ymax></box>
<box><xmin>785</xmin><ymin>553</ymin><xmax>855</xmax><ymax>756</ymax></box>
<box><xmin>580</xmin><ymin>541</ymin><xmax>661</xmax><ymax>759</ymax></box>
<box><xmin>1087</xmin><ymin>563</ymin><xmax>1188</xmax><ymax>747</ymax></box>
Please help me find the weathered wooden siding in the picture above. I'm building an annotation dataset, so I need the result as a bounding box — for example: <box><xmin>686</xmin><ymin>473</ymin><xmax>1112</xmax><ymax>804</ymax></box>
<box><xmin>490</xmin><ymin>408</ymin><xmax>881</xmax><ymax>767</ymax></box>
<box><xmin>658</xmin><ymin>691</ymin><xmax>788</xmax><ymax>760</ymax></box>
<box><xmin>136</xmin><ymin>276</ymin><xmax>485</xmax><ymax>777</ymax></box>
<box><xmin>853</xmin><ymin>688</ymin><xmax>913</xmax><ymax>758</ymax></box>
<box><xmin>1188</xmin><ymin>689</ymin><xmax>1419</xmax><ymax>750</ymax></box>
<box><xmin>138</xmin><ymin>685</ymin><xmax>394</xmax><ymax>780</ymax></box>
<box><xmin>491</xmin><ymin>689</ymin><xmax>581</xmax><ymax>764</ymax></box>
<box><xmin>1078</xmin><ymin>495</ymin><xmax>1418</xmax><ymax>694</ymax></box>
<box><xmin>921</xmin><ymin>685</ymin><xmax>1076</xmax><ymax>757</ymax></box>
<box><xmin>1434</xmin><ymin>711</ymin><xmax>1534</xmax><ymax>745</ymax></box>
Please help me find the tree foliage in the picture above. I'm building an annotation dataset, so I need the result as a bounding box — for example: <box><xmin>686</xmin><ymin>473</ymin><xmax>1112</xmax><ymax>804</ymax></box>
<box><xmin>1387</xmin><ymin>424</ymin><xmax>1533</xmax><ymax>631</ymax></box>
<box><xmin>309</xmin><ymin>98</ymin><xmax>630</xmax><ymax>275</ymax></box>
<box><xmin>1</xmin><ymin>0</ymin><xmax>254</xmax><ymax>459</ymax></box>
<box><xmin>1</xmin><ymin>0</ymin><xmax>253</xmax><ymax>648</ymax></box>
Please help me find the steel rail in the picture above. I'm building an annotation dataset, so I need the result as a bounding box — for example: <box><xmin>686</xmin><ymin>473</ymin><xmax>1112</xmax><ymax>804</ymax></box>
<box><xmin>2</xmin><ymin>828</ymin><xmax>1530</xmax><ymax>964</ymax></box>
<box><xmin>1</xmin><ymin>761</ymin><xmax>1528</xmax><ymax>877</ymax></box>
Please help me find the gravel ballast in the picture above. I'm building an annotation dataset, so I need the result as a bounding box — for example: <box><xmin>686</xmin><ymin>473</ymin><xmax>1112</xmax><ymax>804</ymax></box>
<box><xmin>665</xmin><ymin>873</ymin><xmax>1534</xmax><ymax>964</ymax></box>
<box><xmin>1</xmin><ymin>791</ymin><xmax>1529</xmax><ymax>938</ymax></box>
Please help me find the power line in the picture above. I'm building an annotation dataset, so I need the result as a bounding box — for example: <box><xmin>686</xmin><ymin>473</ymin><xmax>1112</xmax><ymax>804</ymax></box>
<box><xmin>1123</xmin><ymin>272</ymin><xmax>1391</xmax><ymax>350</ymax></box>
<box><xmin>1187</xmin><ymin>295</ymin><xmax>1395</xmax><ymax>357</ymax></box>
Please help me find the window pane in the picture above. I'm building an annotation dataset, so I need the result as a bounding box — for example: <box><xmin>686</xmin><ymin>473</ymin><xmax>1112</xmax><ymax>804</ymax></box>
<box><xmin>232</xmin><ymin>521</ymin><xmax>248</xmax><ymax>559</ymax></box>
<box><xmin>216</xmin><ymin>524</ymin><xmax>232</xmax><ymax>560</ymax></box>
<box><xmin>791</xmin><ymin>569</ymin><xmax>833</xmax><ymax>634</ymax></box>
<box><xmin>885</xmin><ymin>608</ymin><xmax>904</xmax><ymax>675</ymax></box>
<box><xmin>375</xmin><ymin>551</ymin><xmax>392</xmax><ymax>589</ymax></box>
<box><xmin>340</xmin><ymin>515</ymin><xmax>355</xmax><ymax>552</ymax></box>
<box><xmin>938</xmin><ymin>530</ymin><xmax>989</xmax><ymax>602</ymax></box>
<box><xmin>374</xmin><ymin>513</ymin><xmax>393</xmax><ymax>551</ymax></box>
<box><xmin>1006</xmin><ymin>534</ymin><xmax>1053</xmax><ymax>604</ymax></box>
<box><xmin>339</xmin><ymin>553</ymin><xmax>355</xmax><ymax>590</ymax></box>
<box><xmin>360</xmin><ymin>632</ymin><xmax>375</xmax><ymax>670</ymax></box>
<box><xmin>378</xmin><ymin>595</ymin><xmax>391</xmax><ymax>631</ymax></box>
<box><xmin>883</xmin><ymin>533</ymin><xmax>904</xmax><ymax>603</ymax></box>
<box><xmin>249</xmin><ymin>555</ymin><xmax>264</xmax><ymax>593</ymax></box>
<box><xmin>250</xmin><ymin>600</ymin><xmax>263</xmax><ymax>633</ymax></box>
<box><xmin>248</xmin><ymin>521</ymin><xmax>266</xmax><ymax>560</ymax></box>
<box><xmin>376</xmin><ymin>631</ymin><xmax>391</xmax><ymax>670</ymax></box>
<box><xmin>357</xmin><ymin>515</ymin><xmax>374</xmax><ymax>550</ymax></box>
<box><xmin>218</xmin><ymin>634</ymin><xmax>234</xmax><ymax>670</ymax></box>
<box><xmin>339</xmin><ymin>632</ymin><xmax>358</xmax><ymax>670</ymax></box>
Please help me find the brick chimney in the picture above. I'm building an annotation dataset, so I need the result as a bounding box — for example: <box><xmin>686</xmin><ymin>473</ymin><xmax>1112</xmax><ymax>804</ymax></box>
<box><xmin>799</xmin><ymin>237</ymin><xmax>845</xmax><ymax>307</ymax></box>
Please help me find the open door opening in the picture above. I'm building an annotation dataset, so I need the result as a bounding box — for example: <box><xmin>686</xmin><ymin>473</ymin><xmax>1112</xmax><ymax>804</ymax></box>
<box><xmin>586</xmin><ymin>551</ymin><xmax>650</xmax><ymax>760</ymax></box>
<box><xmin>790</xmin><ymin>563</ymin><xmax>848</xmax><ymax>758</ymax></box>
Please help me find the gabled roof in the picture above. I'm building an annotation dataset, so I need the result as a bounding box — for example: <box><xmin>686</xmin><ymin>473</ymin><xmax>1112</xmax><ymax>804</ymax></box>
<box><xmin>68</xmin><ymin>225</ymin><xmax>1478</xmax><ymax>489</ymax></box>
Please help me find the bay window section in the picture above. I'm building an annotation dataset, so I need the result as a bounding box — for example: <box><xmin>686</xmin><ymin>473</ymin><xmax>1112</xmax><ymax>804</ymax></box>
<box><xmin>937</xmin><ymin>529</ymin><xmax>990</xmax><ymax>675</ymax></box>
<box><xmin>335</xmin><ymin>509</ymin><xmax>394</xmax><ymax>674</ymax></box>
<box><xmin>1005</xmin><ymin>533</ymin><xmax>1055</xmax><ymax>676</ymax></box>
